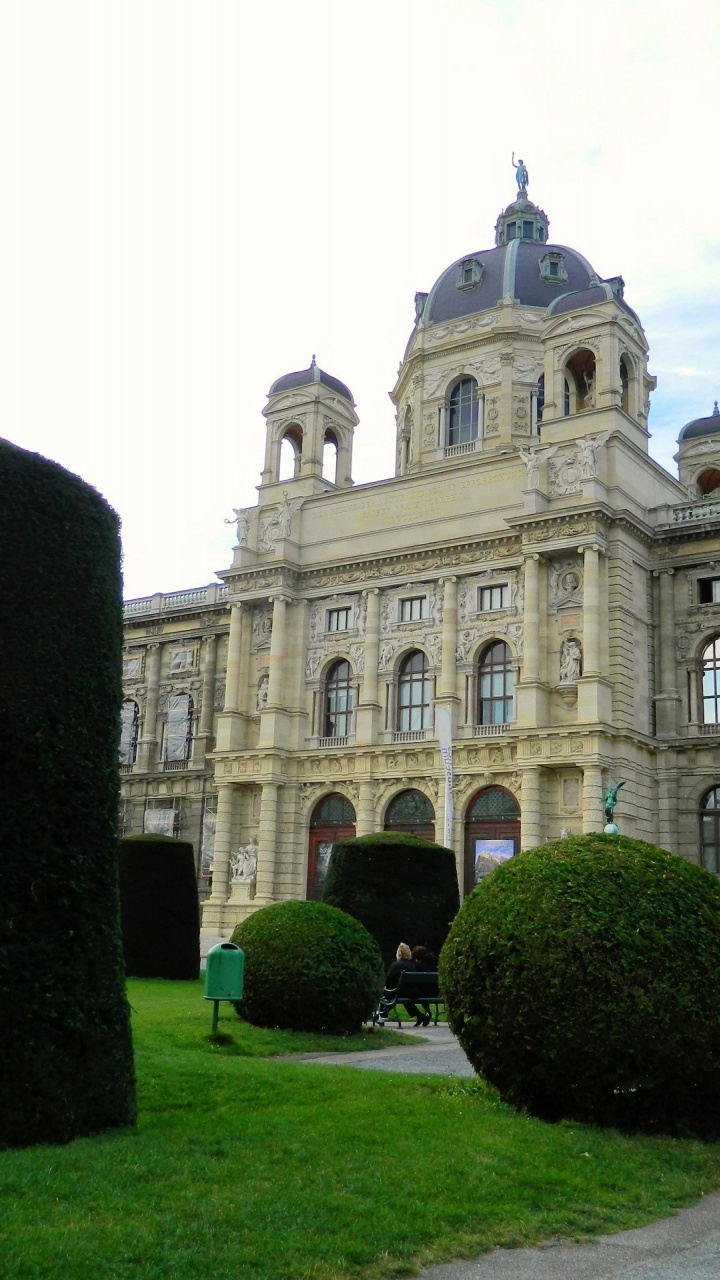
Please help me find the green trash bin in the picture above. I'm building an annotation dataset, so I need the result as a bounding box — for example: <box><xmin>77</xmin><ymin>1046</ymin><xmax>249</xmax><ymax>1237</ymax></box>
<box><xmin>204</xmin><ymin>942</ymin><xmax>244</xmax><ymax>1033</ymax></box>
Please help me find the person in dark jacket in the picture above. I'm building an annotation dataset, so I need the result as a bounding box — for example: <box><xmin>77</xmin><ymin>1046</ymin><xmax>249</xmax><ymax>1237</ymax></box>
<box><xmin>411</xmin><ymin>946</ymin><xmax>437</xmax><ymax>1027</ymax></box>
<box><xmin>373</xmin><ymin>943</ymin><xmax>417</xmax><ymax>1026</ymax></box>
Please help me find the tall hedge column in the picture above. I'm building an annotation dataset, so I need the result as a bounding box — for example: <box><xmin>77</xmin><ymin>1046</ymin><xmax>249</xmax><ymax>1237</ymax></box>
<box><xmin>136</xmin><ymin>643</ymin><xmax>161</xmax><ymax>770</ymax></box>
<box><xmin>255</xmin><ymin>781</ymin><xmax>280</xmax><ymax>902</ymax></box>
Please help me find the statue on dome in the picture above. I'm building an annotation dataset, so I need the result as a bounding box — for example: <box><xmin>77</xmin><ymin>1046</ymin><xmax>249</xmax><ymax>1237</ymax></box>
<box><xmin>512</xmin><ymin>153</ymin><xmax>529</xmax><ymax>194</ymax></box>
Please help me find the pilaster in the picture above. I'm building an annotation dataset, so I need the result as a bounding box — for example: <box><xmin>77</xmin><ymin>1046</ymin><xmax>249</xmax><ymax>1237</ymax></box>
<box><xmin>653</xmin><ymin>569</ymin><xmax>680</xmax><ymax>737</ymax></box>
<box><xmin>136</xmin><ymin>642</ymin><xmax>161</xmax><ymax>770</ymax></box>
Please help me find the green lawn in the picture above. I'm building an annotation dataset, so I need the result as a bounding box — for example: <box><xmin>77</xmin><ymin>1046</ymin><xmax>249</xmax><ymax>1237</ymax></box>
<box><xmin>2</xmin><ymin>980</ymin><xmax>720</xmax><ymax>1280</ymax></box>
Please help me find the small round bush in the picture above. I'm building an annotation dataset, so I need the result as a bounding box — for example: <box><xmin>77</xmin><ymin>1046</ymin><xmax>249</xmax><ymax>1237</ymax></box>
<box><xmin>231</xmin><ymin>900</ymin><xmax>384</xmax><ymax>1034</ymax></box>
<box><xmin>440</xmin><ymin>834</ymin><xmax>720</xmax><ymax>1138</ymax></box>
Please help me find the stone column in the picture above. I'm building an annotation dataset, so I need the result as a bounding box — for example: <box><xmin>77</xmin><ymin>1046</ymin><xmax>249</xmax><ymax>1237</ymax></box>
<box><xmin>654</xmin><ymin>569</ymin><xmax>680</xmax><ymax>736</ymax></box>
<box><xmin>520</xmin><ymin>767</ymin><xmax>542</xmax><ymax>850</ymax></box>
<box><xmin>136</xmin><ymin>642</ymin><xmax>161</xmax><ymax>770</ymax></box>
<box><xmin>223</xmin><ymin>605</ymin><xmax>243</xmax><ymax>712</ymax></box>
<box><xmin>581</xmin><ymin>545</ymin><xmax>601</xmax><ymax>676</ymax></box>
<box><xmin>255</xmin><ymin>781</ymin><xmax>279</xmax><ymax>903</ymax></box>
<box><xmin>437</xmin><ymin>577</ymin><xmax>457</xmax><ymax>698</ymax></box>
<box><xmin>356</xmin><ymin>779</ymin><xmax>376</xmax><ymax>836</ymax></box>
<box><xmin>198</xmin><ymin>635</ymin><xmax>218</xmax><ymax>737</ymax></box>
<box><xmin>207</xmin><ymin>783</ymin><xmax>235</xmax><ymax>904</ymax></box>
<box><xmin>266</xmin><ymin>596</ymin><xmax>288</xmax><ymax>709</ymax></box>
<box><xmin>522</xmin><ymin>555</ymin><xmax>540</xmax><ymax>681</ymax></box>
<box><xmin>356</xmin><ymin>589</ymin><xmax>380</xmax><ymax>744</ymax></box>
<box><xmin>582</xmin><ymin>765</ymin><xmax>605</xmax><ymax>833</ymax></box>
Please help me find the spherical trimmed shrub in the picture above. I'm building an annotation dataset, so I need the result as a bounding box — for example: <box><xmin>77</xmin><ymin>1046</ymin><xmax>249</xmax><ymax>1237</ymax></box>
<box><xmin>440</xmin><ymin>834</ymin><xmax>720</xmax><ymax>1138</ymax></box>
<box><xmin>231</xmin><ymin>900</ymin><xmax>384</xmax><ymax>1034</ymax></box>
<box><xmin>322</xmin><ymin>831</ymin><xmax>460</xmax><ymax>970</ymax></box>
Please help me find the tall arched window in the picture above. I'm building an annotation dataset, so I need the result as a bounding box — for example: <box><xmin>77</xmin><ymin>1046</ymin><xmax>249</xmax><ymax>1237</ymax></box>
<box><xmin>307</xmin><ymin>792</ymin><xmax>356</xmax><ymax>899</ymax></box>
<box><xmin>536</xmin><ymin>374</ymin><xmax>545</xmax><ymax>426</ymax></box>
<box><xmin>164</xmin><ymin>694</ymin><xmax>193</xmax><ymax>762</ymax></box>
<box><xmin>384</xmin><ymin>789</ymin><xmax>435</xmax><ymax>839</ymax></box>
<box><xmin>397</xmin><ymin>650</ymin><xmax>431</xmax><ymax>732</ymax></box>
<box><xmin>322</xmin><ymin>432</ymin><xmax>338</xmax><ymax>483</ymax></box>
<box><xmin>702</xmin><ymin>637</ymin><xmax>720</xmax><ymax>724</ymax></box>
<box><xmin>700</xmin><ymin>787</ymin><xmax>720</xmax><ymax>873</ymax></box>
<box><xmin>324</xmin><ymin>659</ymin><xmax>354</xmax><ymax>738</ymax></box>
<box><xmin>564</xmin><ymin>349</ymin><xmax>596</xmax><ymax>415</ymax></box>
<box><xmin>119</xmin><ymin>699</ymin><xmax>139</xmax><ymax>766</ymax></box>
<box><xmin>448</xmin><ymin>378</ymin><xmax>479</xmax><ymax>446</ymax></box>
<box><xmin>464</xmin><ymin>786</ymin><xmax>521</xmax><ymax>892</ymax></box>
<box><xmin>477</xmin><ymin>641</ymin><xmax>514</xmax><ymax>725</ymax></box>
<box><xmin>278</xmin><ymin>426</ymin><xmax>302</xmax><ymax>481</ymax></box>
<box><xmin>620</xmin><ymin>357</ymin><xmax>630</xmax><ymax>412</ymax></box>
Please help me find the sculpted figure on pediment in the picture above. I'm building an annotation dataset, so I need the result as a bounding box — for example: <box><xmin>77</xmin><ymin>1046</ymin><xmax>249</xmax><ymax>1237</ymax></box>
<box><xmin>252</xmin><ymin>608</ymin><xmax>273</xmax><ymax>650</ymax></box>
<box><xmin>549</xmin><ymin>560</ymin><xmax>583</xmax><ymax>609</ymax></box>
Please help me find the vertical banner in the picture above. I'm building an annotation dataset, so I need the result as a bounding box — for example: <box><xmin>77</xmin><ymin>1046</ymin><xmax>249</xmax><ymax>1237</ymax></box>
<box><xmin>435</xmin><ymin>705</ymin><xmax>454</xmax><ymax>849</ymax></box>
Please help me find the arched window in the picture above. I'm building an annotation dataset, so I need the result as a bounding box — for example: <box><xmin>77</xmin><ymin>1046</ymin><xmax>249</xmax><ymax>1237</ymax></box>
<box><xmin>324</xmin><ymin>659</ymin><xmax>354</xmax><ymax>738</ymax></box>
<box><xmin>448</xmin><ymin>378</ymin><xmax>479</xmax><ymax>446</ymax></box>
<box><xmin>164</xmin><ymin>694</ymin><xmax>193</xmax><ymax>763</ymax></box>
<box><xmin>536</xmin><ymin>374</ymin><xmax>545</xmax><ymax>426</ymax></box>
<box><xmin>477</xmin><ymin>641</ymin><xmax>514</xmax><ymax>725</ymax></box>
<box><xmin>564</xmin><ymin>349</ymin><xmax>596</xmax><ymax>415</ymax></box>
<box><xmin>119</xmin><ymin>699</ymin><xmax>139</xmax><ymax>766</ymax></box>
<box><xmin>700</xmin><ymin>787</ymin><xmax>720</xmax><ymax>873</ymax></box>
<box><xmin>322</xmin><ymin>432</ymin><xmax>338</xmax><ymax>483</ymax></box>
<box><xmin>308</xmin><ymin>792</ymin><xmax>356</xmax><ymax>900</ymax></box>
<box><xmin>698</xmin><ymin>469</ymin><xmax>720</xmax><ymax>497</ymax></box>
<box><xmin>464</xmin><ymin>786</ymin><xmax>521</xmax><ymax>892</ymax></box>
<box><xmin>563</xmin><ymin>376</ymin><xmax>570</xmax><ymax>417</ymax></box>
<box><xmin>384</xmin><ymin>788</ymin><xmax>435</xmax><ymax>839</ymax></box>
<box><xmin>278</xmin><ymin>426</ymin><xmax>302</xmax><ymax>481</ymax></box>
<box><xmin>620</xmin><ymin>357</ymin><xmax>630</xmax><ymax>412</ymax></box>
<box><xmin>397</xmin><ymin>650</ymin><xmax>431</xmax><ymax>732</ymax></box>
<box><xmin>701</xmin><ymin>637</ymin><xmax>720</xmax><ymax>724</ymax></box>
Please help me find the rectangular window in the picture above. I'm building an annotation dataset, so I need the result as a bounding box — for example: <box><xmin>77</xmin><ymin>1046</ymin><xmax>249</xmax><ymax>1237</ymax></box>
<box><xmin>327</xmin><ymin>607</ymin><xmax>351</xmax><ymax>632</ymax></box>
<box><xmin>478</xmin><ymin>584</ymin><xmax>509</xmax><ymax>611</ymax></box>
<box><xmin>170</xmin><ymin>648</ymin><xmax>195</xmax><ymax>672</ymax></box>
<box><xmin>122</xmin><ymin>655</ymin><xmax>141</xmax><ymax>679</ymax></box>
<box><xmin>400</xmin><ymin>597</ymin><xmax>425</xmax><ymax>622</ymax></box>
<box><xmin>699</xmin><ymin>577</ymin><xmax>720</xmax><ymax>604</ymax></box>
<box><xmin>144</xmin><ymin>800</ymin><xmax>179</xmax><ymax>837</ymax></box>
<box><xmin>522</xmin><ymin>220</ymin><xmax>533</xmax><ymax>238</ymax></box>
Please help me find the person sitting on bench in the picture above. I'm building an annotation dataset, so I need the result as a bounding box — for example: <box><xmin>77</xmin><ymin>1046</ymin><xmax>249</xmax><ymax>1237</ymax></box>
<box><xmin>410</xmin><ymin>945</ymin><xmax>437</xmax><ymax>1027</ymax></box>
<box><xmin>374</xmin><ymin>942</ymin><xmax>425</xmax><ymax>1026</ymax></box>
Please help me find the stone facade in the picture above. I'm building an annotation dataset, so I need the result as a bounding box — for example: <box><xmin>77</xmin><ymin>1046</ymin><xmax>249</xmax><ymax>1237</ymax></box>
<box><xmin>119</xmin><ymin>186</ymin><xmax>720</xmax><ymax>948</ymax></box>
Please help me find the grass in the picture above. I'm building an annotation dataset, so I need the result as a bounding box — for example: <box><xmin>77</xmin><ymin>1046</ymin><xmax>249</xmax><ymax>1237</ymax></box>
<box><xmin>1</xmin><ymin>981</ymin><xmax>720</xmax><ymax>1280</ymax></box>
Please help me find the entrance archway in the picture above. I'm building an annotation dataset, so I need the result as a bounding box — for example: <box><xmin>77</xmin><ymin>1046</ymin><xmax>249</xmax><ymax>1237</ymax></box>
<box><xmin>384</xmin><ymin>788</ymin><xmax>435</xmax><ymax>840</ymax></box>
<box><xmin>307</xmin><ymin>792</ymin><xmax>356</xmax><ymax>900</ymax></box>
<box><xmin>464</xmin><ymin>786</ymin><xmax>520</xmax><ymax>894</ymax></box>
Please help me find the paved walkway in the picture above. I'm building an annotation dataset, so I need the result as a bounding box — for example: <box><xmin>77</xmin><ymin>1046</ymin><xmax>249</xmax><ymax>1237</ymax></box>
<box><xmin>287</xmin><ymin>1024</ymin><xmax>720</xmax><ymax>1280</ymax></box>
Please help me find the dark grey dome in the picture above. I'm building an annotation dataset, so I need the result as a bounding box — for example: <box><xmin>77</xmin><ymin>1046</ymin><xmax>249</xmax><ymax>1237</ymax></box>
<box><xmin>422</xmin><ymin>240</ymin><xmax>633</xmax><ymax>326</ymax></box>
<box><xmin>269</xmin><ymin>357</ymin><xmax>353</xmax><ymax>403</ymax></box>
<box><xmin>678</xmin><ymin>402</ymin><xmax>720</xmax><ymax>441</ymax></box>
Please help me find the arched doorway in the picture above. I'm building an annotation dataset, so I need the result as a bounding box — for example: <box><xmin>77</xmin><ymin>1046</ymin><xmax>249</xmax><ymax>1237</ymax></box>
<box><xmin>307</xmin><ymin>792</ymin><xmax>356</xmax><ymax>900</ymax></box>
<box><xmin>384</xmin><ymin>789</ymin><xmax>435</xmax><ymax>840</ymax></box>
<box><xmin>464</xmin><ymin>786</ymin><xmax>521</xmax><ymax>893</ymax></box>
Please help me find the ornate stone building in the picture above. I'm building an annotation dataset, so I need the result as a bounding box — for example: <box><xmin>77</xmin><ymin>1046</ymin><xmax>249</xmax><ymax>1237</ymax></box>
<box><xmin>119</xmin><ymin>178</ymin><xmax>720</xmax><ymax>949</ymax></box>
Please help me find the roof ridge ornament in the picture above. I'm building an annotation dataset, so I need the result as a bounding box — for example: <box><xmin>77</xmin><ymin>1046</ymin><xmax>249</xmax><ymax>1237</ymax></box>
<box><xmin>512</xmin><ymin>152</ymin><xmax>529</xmax><ymax>196</ymax></box>
<box><xmin>714</xmin><ymin>401</ymin><xmax>719</xmax><ymax>417</ymax></box>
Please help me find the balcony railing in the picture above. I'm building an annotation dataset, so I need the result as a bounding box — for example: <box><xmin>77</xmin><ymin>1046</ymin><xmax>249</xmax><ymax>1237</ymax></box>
<box><xmin>444</xmin><ymin>441</ymin><xmax>476</xmax><ymax>458</ymax></box>
<box><xmin>672</xmin><ymin>501</ymin><xmax>720</xmax><ymax>525</ymax></box>
<box><xmin>472</xmin><ymin>723</ymin><xmax>509</xmax><ymax>737</ymax></box>
<box><xmin>123</xmin><ymin>583</ymin><xmax>229</xmax><ymax>618</ymax></box>
<box><xmin>698</xmin><ymin>723</ymin><xmax>720</xmax><ymax>735</ymax></box>
<box><xmin>392</xmin><ymin>729</ymin><xmax>428</xmax><ymax>743</ymax></box>
<box><xmin>318</xmin><ymin>735</ymin><xmax>348</xmax><ymax>748</ymax></box>
<box><xmin>163</xmin><ymin>759</ymin><xmax>189</xmax><ymax>771</ymax></box>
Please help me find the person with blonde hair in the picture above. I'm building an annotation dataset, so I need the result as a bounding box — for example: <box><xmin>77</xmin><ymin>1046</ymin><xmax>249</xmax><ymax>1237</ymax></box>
<box><xmin>373</xmin><ymin>942</ymin><xmax>417</xmax><ymax>1027</ymax></box>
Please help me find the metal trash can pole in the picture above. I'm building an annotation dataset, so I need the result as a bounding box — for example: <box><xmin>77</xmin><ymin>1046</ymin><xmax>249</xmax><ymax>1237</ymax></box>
<box><xmin>204</xmin><ymin>942</ymin><xmax>244</xmax><ymax>1035</ymax></box>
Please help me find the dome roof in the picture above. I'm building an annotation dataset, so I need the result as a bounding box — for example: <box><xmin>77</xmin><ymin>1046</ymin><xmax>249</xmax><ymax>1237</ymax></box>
<box><xmin>268</xmin><ymin>356</ymin><xmax>353</xmax><ymax>404</ymax></box>
<box><xmin>416</xmin><ymin>190</ymin><xmax>638</xmax><ymax>331</ymax></box>
<box><xmin>678</xmin><ymin>402</ymin><xmax>720</xmax><ymax>441</ymax></box>
<box><xmin>422</xmin><ymin>240</ymin><xmax>638</xmax><ymax>327</ymax></box>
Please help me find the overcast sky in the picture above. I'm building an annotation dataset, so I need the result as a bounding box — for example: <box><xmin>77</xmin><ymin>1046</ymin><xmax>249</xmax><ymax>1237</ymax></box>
<box><xmin>1</xmin><ymin>0</ymin><xmax>719</xmax><ymax>600</ymax></box>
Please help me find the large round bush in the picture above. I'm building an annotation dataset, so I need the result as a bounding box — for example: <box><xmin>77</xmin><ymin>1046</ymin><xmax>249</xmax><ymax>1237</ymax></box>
<box><xmin>231</xmin><ymin>901</ymin><xmax>384</xmax><ymax>1034</ymax></box>
<box><xmin>440</xmin><ymin>835</ymin><xmax>720</xmax><ymax>1137</ymax></box>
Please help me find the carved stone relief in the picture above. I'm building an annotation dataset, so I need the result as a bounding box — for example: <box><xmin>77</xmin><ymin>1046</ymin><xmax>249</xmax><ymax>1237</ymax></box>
<box><xmin>549</xmin><ymin>560</ymin><xmax>584</xmax><ymax>609</ymax></box>
<box><xmin>553</xmin><ymin>335</ymin><xmax>601</xmax><ymax>368</ymax></box>
<box><xmin>513</xmin><ymin>394</ymin><xmax>531</xmax><ymax>433</ymax></box>
<box><xmin>484</xmin><ymin>395</ymin><xmax>500</xmax><ymax>436</ymax></box>
<box><xmin>252</xmin><ymin>608</ymin><xmax>273</xmax><ymax>650</ymax></box>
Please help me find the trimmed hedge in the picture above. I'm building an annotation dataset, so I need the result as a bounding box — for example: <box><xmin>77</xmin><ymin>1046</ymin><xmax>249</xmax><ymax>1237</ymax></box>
<box><xmin>440</xmin><ymin>834</ymin><xmax>720</xmax><ymax>1138</ymax></box>
<box><xmin>0</xmin><ymin>441</ymin><xmax>135</xmax><ymax>1148</ymax></box>
<box><xmin>322</xmin><ymin>831</ymin><xmax>460</xmax><ymax>970</ymax></box>
<box><xmin>118</xmin><ymin>835</ymin><xmax>200</xmax><ymax>979</ymax></box>
<box><xmin>231</xmin><ymin>900</ymin><xmax>383</xmax><ymax>1034</ymax></box>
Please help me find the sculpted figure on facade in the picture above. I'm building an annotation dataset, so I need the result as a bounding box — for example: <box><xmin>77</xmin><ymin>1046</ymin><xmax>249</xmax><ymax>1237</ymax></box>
<box><xmin>559</xmin><ymin>637</ymin><xmax>583</xmax><ymax>683</ymax></box>
<box><xmin>256</xmin><ymin>674</ymin><xmax>269</xmax><ymax>709</ymax></box>
<box><xmin>577</xmin><ymin>431</ymin><xmax>611</xmax><ymax>479</ymax></box>
<box><xmin>519</xmin><ymin>444</ymin><xmax>559</xmax><ymax>489</ymax></box>
<box><xmin>225</xmin><ymin>507</ymin><xmax>250</xmax><ymax>547</ymax></box>
<box><xmin>230</xmin><ymin>836</ymin><xmax>258</xmax><ymax>885</ymax></box>
<box><xmin>252</xmin><ymin>609</ymin><xmax>273</xmax><ymax>649</ymax></box>
<box><xmin>549</xmin><ymin>560</ymin><xmax>584</xmax><ymax>608</ymax></box>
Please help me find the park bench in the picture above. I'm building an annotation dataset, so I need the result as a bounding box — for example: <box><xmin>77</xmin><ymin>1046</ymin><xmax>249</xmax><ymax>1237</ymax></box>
<box><xmin>375</xmin><ymin>970</ymin><xmax>444</xmax><ymax>1028</ymax></box>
